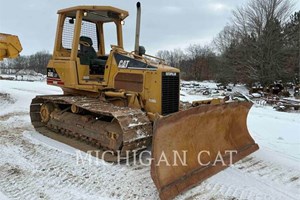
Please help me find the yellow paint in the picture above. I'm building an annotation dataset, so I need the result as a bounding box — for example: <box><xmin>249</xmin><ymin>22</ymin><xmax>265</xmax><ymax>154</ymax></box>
<box><xmin>47</xmin><ymin>6</ymin><xmax>180</xmax><ymax>116</ymax></box>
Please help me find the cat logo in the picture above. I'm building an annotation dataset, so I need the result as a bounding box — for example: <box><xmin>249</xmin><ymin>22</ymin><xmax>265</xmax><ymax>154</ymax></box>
<box><xmin>165</xmin><ymin>72</ymin><xmax>177</xmax><ymax>76</ymax></box>
<box><xmin>118</xmin><ymin>60</ymin><xmax>130</xmax><ymax>68</ymax></box>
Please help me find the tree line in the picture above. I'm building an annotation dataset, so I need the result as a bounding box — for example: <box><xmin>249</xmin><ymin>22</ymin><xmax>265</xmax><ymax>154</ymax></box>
<box><xmin>156</xmin><ymin>0</ymin><xmax>300</xmax><ymax>86</ymax></box>
<box><xmin>0</xmin><ymin>51</ymin><xmax>51</xmax><ymax>75</ymax></box>
<box><xmin>1</xmin><ymin>0</ymin><xmax>299</xmax><ymax>86</ymax></box>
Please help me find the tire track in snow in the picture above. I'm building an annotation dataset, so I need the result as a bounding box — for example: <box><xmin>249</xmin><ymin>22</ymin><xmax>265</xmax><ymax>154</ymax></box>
<box><xmin>1</xmin><ymin>117</ymin><xmax>299</xmax><ymax>200</ymax></box>
<box><xmin>0</xmin><ymin>115</ymin><xmax>157</xmax><ymax>200</ymax></box>
<box><xmin>176</xmin><ymin>156</ymin><xmax>300</xmax><ymax>200</ymax></box>
<box><xmin>0</xmin><ymin>112</ymin><xmax>28</xmax><ymax>121</ymax></box>
<box><xmin>0</xmin><ymin>108</ymin><xmax>299</xmax><ymax>199</ymax></box>
<box><xmin>237</xmin><ymin>156</ymin><xmax>300</xmax><ymax>188</ymax></box>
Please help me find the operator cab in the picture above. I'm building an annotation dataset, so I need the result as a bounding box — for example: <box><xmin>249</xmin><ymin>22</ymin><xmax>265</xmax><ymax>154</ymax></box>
<box><xmin>53</xmin><ymin>6</ymin><xmax>128</xmax><ymax>80</ymax></box>
<box><xmin>78</xmin><ymin>36</ymin><xmax>107</xmax><ymax>75</ymax></box>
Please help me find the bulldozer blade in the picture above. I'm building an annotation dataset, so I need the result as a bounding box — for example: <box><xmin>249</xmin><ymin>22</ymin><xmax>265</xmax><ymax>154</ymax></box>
<box><xmin>151</xmin><ymin>102</ymin><xmax>259</xmax><ymax>200</ymax></box>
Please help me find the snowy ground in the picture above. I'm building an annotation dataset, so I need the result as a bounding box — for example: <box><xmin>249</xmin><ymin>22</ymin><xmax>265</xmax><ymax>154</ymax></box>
<box><xmin>0</xmin><ymin>80</ymin><xmax>299</xmax><ymax>200</ymax></box>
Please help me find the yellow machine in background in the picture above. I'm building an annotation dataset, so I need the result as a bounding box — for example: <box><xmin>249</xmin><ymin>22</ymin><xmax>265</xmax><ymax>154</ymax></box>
<box><xmin>29</xmin><ymin>3</ymin><xmax>258</xmax><ymax>199</ymax></box>
<box><xmin>0</xmin><ymin>33</ymin><xmax>22</xmax><ymax>60</ymax></box>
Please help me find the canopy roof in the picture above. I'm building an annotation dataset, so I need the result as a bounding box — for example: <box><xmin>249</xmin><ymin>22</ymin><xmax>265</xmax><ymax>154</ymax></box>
<box><xmin>58</xmin><ymin>6</ymin><xmax>129</xmax><ymax>23</ymax></box>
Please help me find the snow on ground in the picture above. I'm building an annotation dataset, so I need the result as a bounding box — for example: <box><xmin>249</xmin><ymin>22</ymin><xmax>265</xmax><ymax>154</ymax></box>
<box><xmin>0</xmin><ymin>191</ymin><xmax>9</xmax><ymax>200</ymax></box>
<box><xmin>248</xmin><ymin>105</ymin><xmax>300</xmax><ymax>160</ymax></box>
<box><xmin>0</xmin><ymin>79</ymin><xmax>299</xmax><ymax>200</ymax></box>
<box><xmin>0</xmin><ymin>79</ymin><xmax>62</xmax><ymax>116</ymax></box>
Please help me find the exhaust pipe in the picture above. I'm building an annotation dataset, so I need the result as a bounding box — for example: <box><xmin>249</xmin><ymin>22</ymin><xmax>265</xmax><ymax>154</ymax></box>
<box><xmin>134</xmin><ymin>2</ymin><xmax>141</xmax><ymax>55</ymax></box>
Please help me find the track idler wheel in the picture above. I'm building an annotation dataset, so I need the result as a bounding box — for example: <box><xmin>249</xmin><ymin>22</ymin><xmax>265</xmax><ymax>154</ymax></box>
<box><xmin>40</xmin><ymin>103</ymin><xmax>54</xmax><ymax>123</ymax></box>
<box><xmin>71</xmin><ymin>104</ymin><xmax>83</xmax><ymax>114</ymax></box>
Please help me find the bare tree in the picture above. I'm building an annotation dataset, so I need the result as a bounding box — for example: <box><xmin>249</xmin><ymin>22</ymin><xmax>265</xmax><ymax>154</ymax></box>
<box><xmin>213</xmin><ymin>25</ymin><xmax>239</xmax><ymax>54</ymax></box>
<box><xmin>0</xmin><ymin>51</ymin><xmax>51</xmax><ymax>75</ymax></box>
<box><xmin>221</xmin><ymin>0</ymin><xmax>296</xmax><ymax>85</ymax></box>
<box><xmin>232</xmin><ymin>0</ymin><xmax>294</xmax><ymax>37</ymax></box>
<box><xmin>156</xmin><ymin>49</ymin><xmax>185</xmax><ymax>68</ymax></box>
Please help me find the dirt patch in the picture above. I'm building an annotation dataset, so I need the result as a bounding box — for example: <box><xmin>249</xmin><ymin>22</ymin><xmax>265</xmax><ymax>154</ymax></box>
<box><xmin>0</xmin><ymin>93</ymin><xmax>15</xmax><ymax>104</ymax></box>
<box><xmin>7</xmin><ymin>167</ymin><xmax>22</xmax><ymax>176</ymax></box>
<box><xmin>240</xmin><ymin>156</ymin><xmax>254</xmax><ymax>163</ymax></box>
<box><xmin>290</xmin><ymin>176</ymin><xmax>299</xmax><ymax>182</ymax></box>
<box><xmin>0</xmin><ymin>163</ymin><xmax>24</xmax><ymax>177</ymax></box>
<box><xmin>0</xmin><ymin>111</ymin><xmax>28</xmax><ymax>121</ymax></box>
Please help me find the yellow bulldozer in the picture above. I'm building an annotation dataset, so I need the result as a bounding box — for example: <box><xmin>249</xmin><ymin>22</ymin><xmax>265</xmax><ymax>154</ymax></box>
<box><xmin>30</xmin><ymin>3</ymin><xmax>258</xmax><ymax>199</ymax></box>
<box><xmin>0</xmin><ymin>33</ymin><xmax>22</xmax><ymax>60</ymax></box>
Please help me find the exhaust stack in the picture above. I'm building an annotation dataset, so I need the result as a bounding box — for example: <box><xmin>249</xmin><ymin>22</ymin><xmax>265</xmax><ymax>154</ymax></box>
<box><xmin>134</xmin><ymin>2</ymin><xmax>141</xmax><ymax>55</ymax></box>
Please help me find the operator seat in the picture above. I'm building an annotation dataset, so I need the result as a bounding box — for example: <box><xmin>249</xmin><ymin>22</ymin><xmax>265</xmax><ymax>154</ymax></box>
<box><xmin>78</xmin><ymin>36</ymin><xmax>106</xmax><ymax>75</ymax></box>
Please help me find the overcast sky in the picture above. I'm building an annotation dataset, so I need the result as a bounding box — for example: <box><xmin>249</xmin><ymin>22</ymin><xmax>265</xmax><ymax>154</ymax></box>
<box><xmin>1</xmin><ymin>0</ymin><xmax>300</xmax><ymax>56</ymax></box>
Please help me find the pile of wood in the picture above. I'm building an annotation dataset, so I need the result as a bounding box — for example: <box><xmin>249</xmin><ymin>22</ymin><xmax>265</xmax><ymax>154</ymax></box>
<box><xmin>264</xmin><ymin>97</ymin><xmax>300</xmax><ymax>111</ymax></box>
<box><xmin>0</xmin><ymin>76</ymin><xmax>14</xmax><ymax>80</ymax></box>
